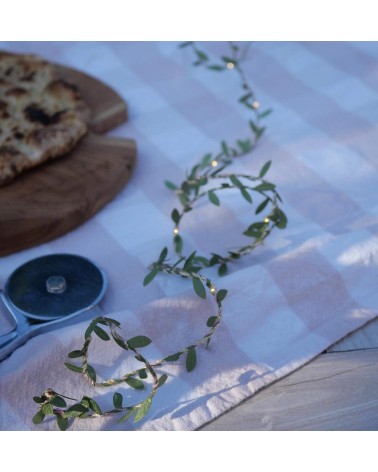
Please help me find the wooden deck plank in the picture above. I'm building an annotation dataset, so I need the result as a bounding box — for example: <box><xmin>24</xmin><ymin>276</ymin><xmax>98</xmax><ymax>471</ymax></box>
<box><xmin>200</xmin><ymin>348</ymin><xmax>378</xmax><ymax>431</ymax></box>
<box><xmin>327</xmin><ymin>317</ymin><xmax>378</xmax><ymax>352</ymax></box>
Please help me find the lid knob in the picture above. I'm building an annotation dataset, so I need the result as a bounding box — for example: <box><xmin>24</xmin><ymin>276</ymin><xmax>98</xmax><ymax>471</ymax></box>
<box><xmin>46</xmin><ymin>275</ymin><xmax>67</xmax><ymax>294</ymax></box>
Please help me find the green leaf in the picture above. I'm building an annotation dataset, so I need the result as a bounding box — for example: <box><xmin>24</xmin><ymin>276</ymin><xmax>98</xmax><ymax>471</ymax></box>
<box><xmin>228</xmin><ymin>251</ymin><xmax>241</xmax><ymax>259</ymax></box>
<box><xmin>138</xmin><ymin>369</ymin><xmax>148</xmax><ymax>379</ymax></box>
<box><xmin>93</xmin><ymin>326</ymin><xmax>110</xmax><ymax>341</ymax></box>
<box><xmin>200</xmin><ymin>153</ymin><xmax>212</xmax><ymax>168</ymax></box>
<box><xmin>230</xmin><ymin>175</ymin><xmax>243</xmax><ymax>188</ymax></box>
<box><xmin>240</xmin><ymin>187</ymin><xmax>252</xmax><ymax>203</ymax></box>
<box><xmin>208</xmin><ymin>190</ymin><xmax>220</xmax><ymax>206</ymax></box>
<box><xmin>246</xmin><ymin>222</ymin><xmax>265</xmax><ymax>231</ymax></box>
<box><xmin>259</xmin><ymin>160</ymin><xmax>272</xmax><ymax>178</ymax></box>
<box><xmin>243</xmin><ymin>101</ymin><xmax>254</xmax><ymax>110</ymax></box>
<box><xmin>218</xmin><ymin>263</ymin><xmax>228</xmax><ymax>276</ymax></box>
<box><xmin>179</xmin><ymin>41</ymin><xmax>193</xmax><ymax>48</ymax></box>
<box><xmin>32</xmin><ymin>411</ymin><xmax>45</xmax><ymax>425</ymax></box>
<box><xmin>68</xmin><ymin>350</ymin><xmax>83</xmax><ymax>359</ymax></box>
<box><xmin>56</xmin><ymin>414</ymin><xmax>68</xmax><ymax>431</ymax></box>
<box><xmin>88</xmin><ymin>398</ymin><xmax>102</xmax><ymax>415</ymax></box>
<box><xmin>134</xmin><ymin>397</ymin><xmax>152</xmax><ymax>423</ymax></box>
<box><xmin>41</xmin><ymin>402</ymin><xmax>53</xmax><ymax>416</ymax></box>
<box><xmin>186</xmin><ymin>347</ymin><xmax>197</xmax><ymax>372</ymax></box>
<box><xmin>51</xmin><ymin>396</ymin><xmax>67</xmax><ymax>408</ymax></box>
<box><xmin>158</xmin><ymin>247</ymin><xmax>168</xmax><ymax>264</ymax></box>
<box><xmin>259</xmin><ymin>108</ymin><xmax>273</xmax><ymax>119</ymax></box>
<box><xmin>64</xmin><ymin>362</ymin><xmax>82</xmax><ymax>374</ymax></box>
<box><xmin>199</xmin><ymin>176</ymin><xmax>208</xmax><ymax>187</ymax></box>
<box><xmin>118</xmin><ymin>408</ymin><xmax>137</xmax><ymax>423</ymax></box>
<box><xmin>237</xmin><ymin>139</ymin><xmax>252</xmax><ymax>153</ymax></box>
<box><xmin>84</xmin><ymin>327</ymin><xmax>93</xmax><ymax>340</ymax></box>
<box><xmin>98</xmin><ymin>317</ymin><xmax>121</xmax><ymax>327</ymax></box>
<box><xmin>180</xmin><ymin>190</ymin><xmax>190</xmax><ymax>205</ymax></box>
<box><xmin>143</xmin><ymin>269</ymin><xmax>159</xmax><ymax>287</ymax></box>
<box><xmin>127</xmin><ymin>335</ymin><xmax>152</xmax><ymax>349</ymax></box>
<box><xmin>84</xmin><ymin>320</ymin><xmax>97</xmax><ymax>340</ymax></box>
<box><xmin>164</xmin><ymin>180</ymin><xmax>177</xmax><ymax>190</ymax></box>
<box><xmin>256</xmin><ymin>126</ymin><xmax>266</xmax><ymax>138</ymax></box>
<box><xmin>174</xmin><ymin>234</ymin><xmax>183</xmax><ymax>254</ymax></box>
<box><xmin>113</xmin><ymin>392</ymin><xmax>123</xmax><ymax>409</ymax></box>
<box><xmin>178</xmin><ymin>191</ymin><xmax>189</xmax><ymax>206</ymax></box>
<box><xmin>211</xmin><ymin>164</ymin><xmax>227</xmax><ymax>176</ymax></box>
<box><xmin>171</xmin><ymin>208</ymin><xmax>180</xmax><ymax>225</ymax></box>
<box><xmin>192</xmin><ymin>277</ymin><xmax>206</xmax><ymax>300</ymax></box>
<box><xmin>68</xmin><ymin>404</ymin><xmax>88</xmax><ymax>414</ymax></box>
<box><xmin>243</xmin><ymin>228</ymin><xmax>263</xmax><ymax>238</ymax></box>
<box><xmin>81</xmin><ymin>398</ymin><xmax>90</xmax><ymax>408</ymax></box>
<box><xmin>249</xmin><ymin>119</ymin><xmax>259</xmax><ymax>133</ymax></box>
<box><xmin>33</xmin><ymin>396</ymin><xmax>44</xmax><ymax>404</ymax></box>
<box><xmin>112</xmin><ymin>331</ymin><xmax>129</xmax><ymax>350</ymax></box>
<box><xmin>195</xmin><ymin>49</ymin><xmax>209</xmax><ymax>61</ymax></box>
<box><xmin>255</xmin><ymin>198</ymin><xmax>269</xmax><ymax>214</ymax></box>
<box><xmin>221</xmin><ymin>55</ymin><xmax>235</xmax><ymax>64</ymax></box>
<box><xmin>183</xmin><ymin>250</ymin><xmax>197</xmax><ymax>271</ymax></box>
<box><xmin>276</xmin><ymin>192</ymin><xmax>283</xmax><ymax>203</ymax></box>
<box><xmin>254</xmin><ymin>182</ymin><xmax>276</xmax><ymax>192</ymax></box>
<box><xmin>209</xmin><ymin>253</ymin><xmax>222</xmax><ymax>265</ymax></box>
<box><xmin>86</xmin><ymin>365</ymin><xmax>96</xmax><ymax>383</ymax></box>
<box><xmin>272</xmin><ymin>208</ymin><xmax>288</xmax><ymax>229</ymax></box>
<box><xmin>221</xmin><ymin>140</ymin><xmax>229</xmax><ymax>156</ymax></box>
<box><xmin>188</xmin><ymin>163</ymin><xmax>200</xmax><ymax>180</ymax></box>
<box><xmin>239</xmin><ymin>92</ymin><xmax>252</xmax><ymax>103</ymax></box>
<box><xmin>157</xmin><ymin>374</ymin><xmax>168</xmax><ymax>387</ymax></box>
<box><xmin>164</xmin><ymin>352</ymin><xmax>180</xmax><ymax>362</ymax></box>
<box><xmin>125</xmin><ymin>377</ymin><xmax>144</xmax><ymax>390</ymax></box>
<box><xmin>181</xmin><ymin>181</ymin><xmax>190</xmax><ymax>192</ymax></box>
<box><xmin>207</xmin><ymin>316</ymin><xmax>218</xmax><ymax>327</ymax></box>
<box><xmin>216</xmin><ymin>289</ymin><xmax>228</xmax><ymax>303</ymax></box>
<box><xmin>65</xmin><ymin>404</ymin><xmax>89</xmax><ymax>418</ymax></box>
<box><xmin>207</xmin><ymin>65</ymin><xmax>225</xmax><ymax>71</ymax></box>
<box><xmin>244</xmin><ymin>221</ymin><xmax>265</xmax><ymax>237</ymax></box>
<box><xmin>194</xmin><ymin>256</ymin><xmax>210</xmax><ymax>267</ymax></box>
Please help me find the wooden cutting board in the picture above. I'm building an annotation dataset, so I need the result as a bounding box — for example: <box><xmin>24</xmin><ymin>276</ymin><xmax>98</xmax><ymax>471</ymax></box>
<box><xmin>0</xmin><ymin>64</ymin><xmax>136</xmax><ymax>257</ymax></box>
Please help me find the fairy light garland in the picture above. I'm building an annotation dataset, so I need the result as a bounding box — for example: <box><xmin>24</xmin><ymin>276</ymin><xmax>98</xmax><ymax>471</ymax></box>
<box><xmin>32</xmin><ymin>42</ymin><xmax>287</xmax><ymax>431</ymax></box>
<box><xmin>166</xmin><ymin>168</ymin><xmax>286</xmax><ymax>271</ymax></box>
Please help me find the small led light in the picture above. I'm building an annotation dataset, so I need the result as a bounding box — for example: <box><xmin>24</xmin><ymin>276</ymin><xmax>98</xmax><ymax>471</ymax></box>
<box><xmin>210</xmin><ymin>286</ymin><xmax>216</xmax><ymax>294</ymax></box>
<box><xmin>264</xmin><ymin>217</ymin><xmax>270</xmax><ymax>224</ymax></box>
<box><xmin>173</xmin><ymin>227</ymin><xmax>179</xmax><ymax>235</ymax></box>
<box><xmin>211</xmin><ymin>160</ymin><xmax>218</xmax><ymax>167</ymax></box>
<box><xmin>226</xmin><ymin>62</ymin><xmax>235</xmax><ymax>70</ymax></box>
<box><xmin>252</xmin><ymin>100</ymin><xmax>260</xmax><ymax>109</ymax></box>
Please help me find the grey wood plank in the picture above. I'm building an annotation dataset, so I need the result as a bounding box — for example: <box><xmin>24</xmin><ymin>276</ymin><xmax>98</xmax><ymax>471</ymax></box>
<box><xmin>327</xmin><ymin>317</ymin><xmax>378</xmax><ymax>352</ymax></box>
<box><xmin>200</xmin><ymin>348</ymin><xmax>378</xmax><ymax>431</ymax></box>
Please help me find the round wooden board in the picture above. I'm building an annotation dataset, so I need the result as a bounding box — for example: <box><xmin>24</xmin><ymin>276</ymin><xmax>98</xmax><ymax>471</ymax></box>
<box><xmin>55</xmin><ymin>64</ymin><xmax>128</xmax><ymax>134</ymax></box>
<box><xmin>0</xmin><ymin>64</ymin><xmax>136</xmax><ymax>256</ymax></box>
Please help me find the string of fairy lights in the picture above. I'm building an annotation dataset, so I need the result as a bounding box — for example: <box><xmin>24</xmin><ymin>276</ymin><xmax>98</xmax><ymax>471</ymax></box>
<box><xmin>32</xmin><ymin>42</ymin><xmax>287</xmax><ymax>430</ymax></box>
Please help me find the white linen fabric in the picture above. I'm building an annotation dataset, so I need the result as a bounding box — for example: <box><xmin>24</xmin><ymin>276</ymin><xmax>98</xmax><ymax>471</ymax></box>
<box><xmin>0</xmin><ymin>42</ymin><xmax>377</xmax><ymax>430</ymax></box>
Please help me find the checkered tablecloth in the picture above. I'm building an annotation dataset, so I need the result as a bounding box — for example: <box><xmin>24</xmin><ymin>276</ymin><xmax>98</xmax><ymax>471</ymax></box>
<box><xmin>1</xmin><ymin>41</ymin><xmax>377</xmax><ymax>430</ymax></box>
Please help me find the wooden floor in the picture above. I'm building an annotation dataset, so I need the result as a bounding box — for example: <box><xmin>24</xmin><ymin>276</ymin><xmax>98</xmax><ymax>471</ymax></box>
<box><xmin>200</xmin><ymin>318</ymin><xmax>378</xmax><ymax>431</ymax></box>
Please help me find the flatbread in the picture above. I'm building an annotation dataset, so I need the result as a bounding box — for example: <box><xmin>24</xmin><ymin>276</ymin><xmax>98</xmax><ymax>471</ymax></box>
<box><xmin>0</xmin><ymin>52</ymin><xmax>91</xmax><ymax>186</ymax></box>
